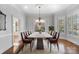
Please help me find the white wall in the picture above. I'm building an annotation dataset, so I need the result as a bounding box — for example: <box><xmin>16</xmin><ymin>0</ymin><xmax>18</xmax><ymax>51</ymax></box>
<box><xmin>0</xmin><ymin>5</ymin><xmax>26</xmax><ymax>53</ymax></box>
<box><xmin>25</xmin><ymin>14</ymin><xmax>54</xmax><ymax>32</ymax></box>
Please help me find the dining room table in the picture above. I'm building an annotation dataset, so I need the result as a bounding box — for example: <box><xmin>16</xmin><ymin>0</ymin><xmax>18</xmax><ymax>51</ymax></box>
<box><xmin>28</xmin><ymin>32</ymin><xmax>52</xmax><ymax>50</ymax></box>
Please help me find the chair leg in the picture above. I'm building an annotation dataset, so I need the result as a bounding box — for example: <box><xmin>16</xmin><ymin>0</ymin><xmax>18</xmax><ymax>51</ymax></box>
<box><xmin>21</xmin><ymin>47</ymin><xmax>24</xmax><ymax>53</ymax></box>
<box><xmin>24</xmin><ymin>43</ymin><xmax>26</xmax><ymax>50</ymax></box>
<box><xmin>48</xmin><ymin>40</ymin><xmax>49</xmax><ymax>48</ymax></box>
<box><xmin>57</xmin><ymin>43</ymin><xmax>59</xmax><ymax>51</ymax></box>
<box><xmin>50</xmin><ymin>43</ymin><xmax>51</xmax><ymax>53</ymax></box>
<box><xmin>30</xmin><ymin>43</ymin><xmax>32</xmax><ymax>52</ymax></box>
<box><xmin>32</xmin><ymin>40</ymin><xmax>34</xmax><ymax>48</ymax></box>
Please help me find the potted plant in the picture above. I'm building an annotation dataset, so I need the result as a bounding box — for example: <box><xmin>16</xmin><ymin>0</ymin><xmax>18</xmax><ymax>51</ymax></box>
<box><xmin>49</xmin><ymin>25</ymin><xmax>54</xmax><ymax>35</ymax></box>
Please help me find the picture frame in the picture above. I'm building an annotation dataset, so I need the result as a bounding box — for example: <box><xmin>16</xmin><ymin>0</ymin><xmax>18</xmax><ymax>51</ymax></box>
<box><xmin>0</xmin><ymin>10</ymin><xmax>6</xmax><ymax>31</ymax></box>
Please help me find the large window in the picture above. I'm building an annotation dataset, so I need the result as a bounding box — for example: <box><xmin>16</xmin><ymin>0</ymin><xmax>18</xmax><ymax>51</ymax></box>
<box><xmin>66</xmin><ymin>14</ymin><xmax>79</xmax><ymax>39</ymax></box>
<box><xmin>67</xmin><ymin>15</ymin><xmax>77</xmax><ymax>35</ymax></box>
<box><xmin>56</xmin><ymin>13</ymin><xmax>79</xmax><ymax>38</ymax></box>
<box><xmin>72</xmin><ymin>15</ymin><xmax>77</xmax><ymax>35</ymax></box>
<box><xmin>58</xmin><ymin>16</ymin><xmax>65</xmax><ymax>33</ymax></box>
<box><xmin>67</xmin><ymin>16</ymin><xmax>73</xmax><ymax>34</ymax></box>
<box><xmin>76</xmin><ymin>15</ymin><xmax>79</xmax><ymax>35</ymax></box>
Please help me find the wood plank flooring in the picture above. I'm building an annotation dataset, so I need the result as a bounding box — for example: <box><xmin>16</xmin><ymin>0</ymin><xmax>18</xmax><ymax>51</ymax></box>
<box><xmin>3</xmin><ymin>39</ymin><xmax>79</xmax><ymax>54</ymax></box>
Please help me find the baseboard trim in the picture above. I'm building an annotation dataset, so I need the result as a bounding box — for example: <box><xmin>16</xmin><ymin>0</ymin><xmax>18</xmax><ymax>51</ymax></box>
<box><xmin>3</xmin><ymin>40</ymin><xmax>24</xmax><ymax>54</ymax></box>
<box><xmin>3</xmin><ymin>46</ymin><xmax>14</xmax><ymax>54</ymax></box>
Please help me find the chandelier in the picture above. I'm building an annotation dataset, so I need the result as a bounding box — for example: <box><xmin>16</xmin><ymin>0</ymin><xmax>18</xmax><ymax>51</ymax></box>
<box><xmin>35</xmin><ymin>6</ymin><xmax>45</xmax><ymax>25</ymax></box>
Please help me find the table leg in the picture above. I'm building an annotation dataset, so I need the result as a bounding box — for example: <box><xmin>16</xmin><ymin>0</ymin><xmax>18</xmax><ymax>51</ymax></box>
<box><xmin>37</xmin><ymin>38</ymin><xmax>44</xmax><ymax>50</ymax></box>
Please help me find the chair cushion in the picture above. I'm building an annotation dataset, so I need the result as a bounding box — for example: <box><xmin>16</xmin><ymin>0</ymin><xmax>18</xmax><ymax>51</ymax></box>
<box><xmin>49</xmin><ymin>39</ymin><xmax>57</xmax><ymax>43</ymax></box>
<box><xmin>23</xmin><ymin>39</ymin><xmax>32</xmax><ymax>43</ymax></box>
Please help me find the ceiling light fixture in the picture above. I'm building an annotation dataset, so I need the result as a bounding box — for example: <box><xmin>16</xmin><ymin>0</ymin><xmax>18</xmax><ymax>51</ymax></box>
<box><xmin>24</xmin><ymin>5</ymin><xmax>28</xmax><ymax>9</ymax></box>
<box><xmin>35</xmin><ymin>6</ymin><xmax>45</xmax><ymax>24</ymax></box>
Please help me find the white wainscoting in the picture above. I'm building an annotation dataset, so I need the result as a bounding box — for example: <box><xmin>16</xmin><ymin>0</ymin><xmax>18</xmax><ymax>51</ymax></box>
<box><xmin>0</xmin><ymin>34</ymin><xmax>12</xmax><ymax>53</ymax></box>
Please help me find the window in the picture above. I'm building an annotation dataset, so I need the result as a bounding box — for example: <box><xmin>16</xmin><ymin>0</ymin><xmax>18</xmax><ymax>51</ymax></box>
<box><xmin>67</xmin><ymin>16</ymin><xmax>73</xmax><ymax>34</ymax></box>
<box><xmin>56</xmin><ymin>13</ymin><xmax>79</xmax><ymax>38</ymax></box>
<box><xmin>76</xmin><ymin>15</ymin><xmax>79</xmax><ymax>35</ymax></box>
<box><xmin>58</xmin><ymin>16</ymin><xmax>65</xmax><ymax>33</ymax></box>
<box><xmin>67</xmin><ymin>15</ymin><xmax>77</xmax><ymax>35</ymax></box>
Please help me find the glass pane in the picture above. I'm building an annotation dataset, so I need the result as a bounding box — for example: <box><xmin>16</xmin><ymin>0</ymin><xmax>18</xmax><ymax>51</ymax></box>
<box><xmin>77</xmin><ymin>15</ymin><xmax>79</xmax><ymax>35</ymax></box>
<box><xmin>58</xmin><ymin>17</ymin><xmax>64</xmax><ymax>32</ymax></box>
<box><xmin>67</xmin><ymin>16</ymin><xmax>73</xmax><ymax>34</ymax></box>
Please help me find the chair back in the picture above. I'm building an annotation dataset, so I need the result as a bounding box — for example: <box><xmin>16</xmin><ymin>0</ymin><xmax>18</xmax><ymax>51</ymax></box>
<box><xmin>56</xmin><ymin>32</ymin><xmax>60</xmax><ymax>41</ymax></box>
<box><xmin>52</xmin><ymin>32</ymin><xmax>57</xmax><ymax>39</ymax></box>
<box><xmin>24</xmin><ymin>32</ymin><xmax>28</xmax><ymax>39</ymax></box>
<box><xmin>21</xmin><ymin>32</ymin><xmax>25</xmax><ymax>42</ymax></box>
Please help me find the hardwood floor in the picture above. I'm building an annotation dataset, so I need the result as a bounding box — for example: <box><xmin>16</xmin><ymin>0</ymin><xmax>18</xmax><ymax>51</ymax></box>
<box><xmin>3</xmin><ymin>39</ymin><xmax>79</xmax><ymax>54</ymax></box>
<box><xmin>58</xmin><ymin>39</ymin><xmax>79</xmax><ymax>54</ymax></box>
<box><xmin>3</xmin><ymin>46</ymin><xmax>13</xmax><ymax>54</ymax></box>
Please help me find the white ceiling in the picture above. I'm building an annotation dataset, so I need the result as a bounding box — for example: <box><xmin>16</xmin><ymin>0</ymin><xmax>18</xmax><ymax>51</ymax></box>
<box><xmin>11</xmin><ymin>4</ymin><xmax>78</xmax><ymax>15</ymax></box>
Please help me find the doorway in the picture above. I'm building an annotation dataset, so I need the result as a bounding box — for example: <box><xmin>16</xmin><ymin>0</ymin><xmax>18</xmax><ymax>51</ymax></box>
<box><xmin>12</xmin><ymin>16</ymin><xmax>20</xmax><ymax>52</ymax></box>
